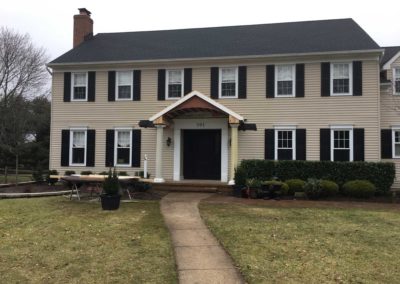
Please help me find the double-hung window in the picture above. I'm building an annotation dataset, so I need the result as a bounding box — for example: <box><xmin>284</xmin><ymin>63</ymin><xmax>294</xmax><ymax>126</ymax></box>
<box><xmin>166</xmin><ymin>70</ymin><xmax>183</xmax><ymax>99</ymax></box>
<box><xmin>71</xmin><ymin>72</ymin><xmax>88</xmax><ymax>101</ymax></box>
<box><xmin>219</xmin><ymin>67</ymin><xmax>238</xmax><ymax>98</ymax></box>
<box><xmin>115</xmin><ymin>130</ymin><xmax>132</xmax><ymax>166</ymax></box>
<box><xmin>331</xmin><ymin>63</ymin><xmax>352</xmax><ymax>95</ymax></box>
<box><xmin>70</xmin><ymin>130</ymin><xmax>86</xmax><ymax>166</ymax></box>
<box><xmin>275</xmin><ymin>129</ymin><xmax>296</xmax><ymax>160</ymax></box>
<box><xmin>392</xmin><ymin>129</ymin><xmax>400</xmax><ymax>158</ymax></box>
<box><xmin>275</xmin><ymin>65</ymin><xmax>295</xmax><ymax>97</ymax></box>
<box><xmin>394</xmin><ymin>68</ymin><xmax>400</xmax><ymax>95</ymax></box>
<box><xmin>331</xmin><ymin>127</ymin><xmax>353</xmax><ymax>161</ymax></box>
<box><xmin>116</xmin><ymin>71</ymin><xmax>133</xmax><ymax>100</ymax></box>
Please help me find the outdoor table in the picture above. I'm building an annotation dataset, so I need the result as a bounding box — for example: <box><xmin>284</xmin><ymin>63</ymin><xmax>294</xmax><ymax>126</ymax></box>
<box><xmin>60</xmin><ymin>175</ymin><xmax>140</xmax><ymax>200</ymax></box>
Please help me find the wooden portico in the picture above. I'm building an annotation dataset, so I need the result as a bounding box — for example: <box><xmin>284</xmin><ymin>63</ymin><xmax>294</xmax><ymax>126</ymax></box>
<box><xmin>146</xmin><ymin>91</ymin><xmax>244</xmax><ymax>185</ymax></box>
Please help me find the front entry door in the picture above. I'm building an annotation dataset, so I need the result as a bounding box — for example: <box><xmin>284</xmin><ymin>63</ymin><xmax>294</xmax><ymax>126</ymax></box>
<box><xmin>183</xmin><ymin>129</ymin><xmax>221</xmax><ymax>180</ymax></box>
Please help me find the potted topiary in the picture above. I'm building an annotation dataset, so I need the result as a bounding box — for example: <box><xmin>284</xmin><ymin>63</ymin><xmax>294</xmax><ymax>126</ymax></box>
<box><xmin>100</xmin><ymin>168</ymin><xmax>121</xmax><ymax>210</ymax></box>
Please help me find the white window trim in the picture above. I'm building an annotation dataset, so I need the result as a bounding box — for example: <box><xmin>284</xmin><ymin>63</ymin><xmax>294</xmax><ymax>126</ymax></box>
<box><xmin>71</xmin><ymin>72</ymin><xmax>88</xmax><ymax>101</ymax></box>
<box><xmin>69</xmin><ymin>128</ymin><xmax>87</xmax><ymax>166</ymax></box>
<box><xmin>393</xmin><ymin>68</ymin><xmax>400</xmax><ymax>96</ymax></box>
<box><xmin>330</xmin><ymin>62</ymin><xmax>353</xmax><ymax>96</ymax></box>
<box><xmin>166</xmin><ymin>69</ymin><xmax>184</xmax><ymax>100</ymax></box>
<box><xmin>274</xmin><ymin>128</ymin><xmax>296</xmax><ymax>160</ymax></box>
<box><xmin>116</xmin><ymin>71</ymin><xmax>133</xmax><ymax>101</ymax></box>
<box><xmin>114</xmin><ymin>128</ymin><xmax>132</xmax><ymax>167</ymax></box>
<box><xmin>219</xmin><ymin>67</ymin><xmax>238</xmax><ymax>99</ymax></box>
<box><xmin>330</xmin><ymin>126</ymin><xmax>353</xmax><ymax>161</ymax></box>
<box><xmin>392</xmin><ymin>128</ymin><xmax>400</xmax><ymax>158</ymax></box>
<box><xmin>274</xmin><ymin>64</ymin><xmax>296</xmax><ymax>98</ymax></box>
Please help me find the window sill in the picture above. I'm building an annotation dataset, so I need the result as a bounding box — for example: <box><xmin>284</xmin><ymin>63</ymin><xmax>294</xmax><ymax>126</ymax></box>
<box><xmin>274</xmin><ymin>95</ymin><xmax>296</xmax><ymax>98</ymax></box>
<box><xmin>218</xmin><ymin>96</ymin><xmax>238</xmax><ymax>99</ymax></box>
<box><xmin>69</xmin><ymin>164</ymin><xmax>86</xmax><ymax>167</ymax></box>
<box><xmin>330</xmin><ymin>93</ymin><xmax>352</xmax><ymax>96</ymax></box>
<box><xmin>115</xmin><ymin>164</ymin><xmax>131</xmax><ymax>167</ymax></box>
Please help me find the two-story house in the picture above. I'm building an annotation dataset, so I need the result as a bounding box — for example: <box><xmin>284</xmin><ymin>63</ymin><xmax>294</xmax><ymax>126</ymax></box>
<box><xmin>48</xmin><ymin>8</ymin><xmax>389</xmax><ymax>185</ymax></box>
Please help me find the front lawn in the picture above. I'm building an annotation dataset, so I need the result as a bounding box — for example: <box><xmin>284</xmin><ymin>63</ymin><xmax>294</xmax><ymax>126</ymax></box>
<box><xmin>0</xmin><ymin>197</ymin><xmax>177</xmax><ymax>283</ymax></box>
<box><xmin>200</xmin><ymin>202</ymin><xmax>400</xmax><ymax>283</ymax></box>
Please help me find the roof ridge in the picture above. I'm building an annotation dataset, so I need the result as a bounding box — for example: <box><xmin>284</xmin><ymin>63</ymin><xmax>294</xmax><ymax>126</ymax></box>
<box><xmin>96</xmin><ymin>18</ymin><xmax>354</xmax><ymax>36</ymax></box>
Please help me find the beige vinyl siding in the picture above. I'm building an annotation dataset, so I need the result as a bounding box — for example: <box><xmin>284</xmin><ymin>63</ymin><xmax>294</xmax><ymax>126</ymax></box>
<box><xmin>381</xmin><ymin>56</ymin><xmax>400</xmax><ymax>187</ymax></box>
<box><xmin>50</xmin><ymin>56</ymin><xmax>380</xmax><ymax>181</ymax></box>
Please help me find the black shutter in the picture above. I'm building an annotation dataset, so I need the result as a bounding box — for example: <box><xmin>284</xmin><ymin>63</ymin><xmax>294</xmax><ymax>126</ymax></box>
<box><xmin>88</xmin><ymin>71</ymin><xmax>96</xmax><ymax>102</ymax></box>
<box><xmin>108</xmin><ymin>71</ymin><xmax>116</xmax><ymax>101</ymax></box>
<box><xmin>264</xmin><ymin>129</ymin><xmax>275</xmax><ymax>160</ymax></box>
<box><xmin>296</xmin><ymin>129</ymin><xmax>306</xmax><ymax>160</ymax></box>
<box><xmin>61</xmin><ymin>130</ymin><xmax>70</xmax><ymax>166</ymax></box>
<box><xmin>158</xmin><ymin>69</ymin><xmax>166</xmax><ymax>101</ymax></box>
<box><xmin>63</xmin><ymin>73</ymin><xmax>71</xmax><ymax>102</ymax></box>
<box><xmin>210</xmin><ymin>67</ymin><xmax>219</xmax><ymax>99</ymax></box>
<box><xmin>266</xmin><ymin>65</ymin><xmax>275</xmax><ymax>98</ymax></box>
<box><xmin>184</xmin><ymin>68</ymin><xmax>192</xmax><ymax>95</ymax></box>
<box><xmin>353</xmin><ymin>61</ymin><xmax>362</xmax><ymax>96</ymax></box>
<box><xmin>86</xmin><ymin>130</ymin><xmax>96</xmax><ymax>166</ymax></box>
<box><xmin>353</xmin><ymin>128</ymin><xmax>364</xmax><ymax>161</ymax></box>
<box><xmin>296</xmin><ymin>64</ymin><xmax>305</xmax><ymax>97</ymax></box>
<box><xmin>238</xmin><ymin>66</ymin><xmax>247</xmax><ymax>99</ymax></box>
<box><xmin>321</xmin><ymin>62</ymin><xmax>330</xmax><ymax>97</ymax></box>
<box><xmin>381</xmin><ymin>129</ymin><xmax>392</xmax><ymax>159</ymax></box>
<box><xmin>131</xmin><ymin>129</ymin><xmax>141</xmax><ymax>167</ymax></box>
<box><xmin>320</xmin><ymin>128</ymin><xmax>331</xmax><ymax>161</ymax></box>
<box><xmin>105</xmin><ymin>130</ymin><xmax>115</xmax><ymax>167</ymax></box>
<box><xmin>133</xmin><ymin>70</ymin><xmax>141</xmax><ymax>101</ymax></box>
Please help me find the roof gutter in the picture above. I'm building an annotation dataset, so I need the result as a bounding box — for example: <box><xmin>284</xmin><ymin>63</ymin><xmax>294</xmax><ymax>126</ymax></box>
<box><xmin>47</xmin><ymin>48</ymin><xmax>384</xmax><ymax>68</ymax></box>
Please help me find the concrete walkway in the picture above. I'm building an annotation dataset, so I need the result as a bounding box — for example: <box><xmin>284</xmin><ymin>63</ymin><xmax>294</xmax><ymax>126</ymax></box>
<box><xmin>161</xmin><ymin>192</ymin><xmax>244</xmax><ymax>284</ymax></box>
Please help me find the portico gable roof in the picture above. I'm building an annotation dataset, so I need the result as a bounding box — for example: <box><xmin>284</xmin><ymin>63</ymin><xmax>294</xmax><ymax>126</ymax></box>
<box><xmin>148</xmin><ymin>91</ymin><xmax>244</xmax><ymax>122</ymax></box>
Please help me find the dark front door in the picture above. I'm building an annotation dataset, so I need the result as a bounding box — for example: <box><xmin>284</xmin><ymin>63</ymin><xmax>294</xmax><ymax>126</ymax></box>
<box><xmin>183</xmin><ymin>129</ymin><xmax>221</xmax><ymax>180</ymax></box>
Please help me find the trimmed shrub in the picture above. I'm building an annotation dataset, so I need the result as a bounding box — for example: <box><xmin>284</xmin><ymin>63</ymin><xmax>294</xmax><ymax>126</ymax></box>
<box><xmin>32</xmin><ymin>169</ymin><xmax>44</xmax><ymax>182</ymax></box>
<box><xmin>64</xmin><ymin>170</ymin><xmax>75</xmax><ymax>176</ymax></box>
<box><xmin>319</xmin><ymin>180</ymin><xmax>339</xmax><ymax>197</ymax></box>
<box><xmin>134</xmin><ymin>171</ymin><xmax>151</xmax><ymax>178</ymax></box>
<box><xmin>118</xmin><ymin>171</ymin><xmax>128</xmax><ymax>176</ymax></box>
<box><xmin>80</xmin><ymin>171</ymin><xmax>93</xmax><ymax>175</ymax></box>
<box><xmin>234</xmin><ymin>166</ymin><xmax>248</xmax><ymax>186</ymax></box>
<box><xmin>261</xmin><ymin>180</ymin><xmax>289</xmax><ymax>196</ymax></box>
<box><xmin>304</xmin><ymin>178</ymin><xmax>322</xmax><ymax>200</ymax></box>
<box><xmin>285</xmin><ymin>179</ymin><xmax>306</xmax><ymax>195</ymax></box>
<box><xmin>237</xmin><ymin>160</ymin><xmax>395</xmax><ymax>194</ymax></box>
<box><xmin>342</xmin><ymin>180</ymin><xmax>376</xmax><ymax>199</ymax></box>
<box><xmin>99</xmin><ymin>171</ymin><xmax>108</xmax><ymax>175</ymax></box>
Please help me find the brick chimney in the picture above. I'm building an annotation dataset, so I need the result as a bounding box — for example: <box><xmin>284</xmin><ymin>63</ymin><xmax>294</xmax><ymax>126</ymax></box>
<box><xmin>73</xmin><ymin>8</ymin><xmax>93</xmax><ymax>48</ymax></box>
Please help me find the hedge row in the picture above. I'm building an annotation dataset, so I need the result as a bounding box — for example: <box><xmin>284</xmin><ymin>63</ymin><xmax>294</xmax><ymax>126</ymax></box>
<box><xmin>235</xmin><ymin>160</ymin><xmax>395</xmax><ymax>194</ymax></box>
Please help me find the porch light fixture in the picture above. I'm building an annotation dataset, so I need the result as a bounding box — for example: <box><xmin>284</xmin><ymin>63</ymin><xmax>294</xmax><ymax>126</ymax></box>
<box><xmin>166</xmin><ymin>137</ymin><xmax>172</xmax><ymax>147</ymax></box>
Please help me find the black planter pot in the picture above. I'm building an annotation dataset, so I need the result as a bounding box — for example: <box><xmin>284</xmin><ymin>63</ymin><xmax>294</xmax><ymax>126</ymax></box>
<box><xmin>100</xmin><ymin>194</ymin><xmax>121</xmax><ymax>210</ymax></box>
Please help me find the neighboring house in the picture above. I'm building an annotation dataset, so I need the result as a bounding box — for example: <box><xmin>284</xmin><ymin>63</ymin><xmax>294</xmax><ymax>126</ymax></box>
<box><xmin>380</xmin><ymin>46</ymin><xmax>400</xmax><ymax>186</ymax></box>
<box><xmin>49</xmin><ymin>8</ymin><xmax>393</xmax><ymax>185</ymax></box>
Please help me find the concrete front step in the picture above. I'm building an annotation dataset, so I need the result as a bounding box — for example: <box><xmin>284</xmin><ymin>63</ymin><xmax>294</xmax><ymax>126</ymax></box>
<box><xmin>152</xmin><ymin>181</ymin><xmax>232</xmax><ymax>193</ymax></box>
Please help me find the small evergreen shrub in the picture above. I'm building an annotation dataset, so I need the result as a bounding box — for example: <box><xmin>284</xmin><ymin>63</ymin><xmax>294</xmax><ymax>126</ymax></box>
<box><xmin>32</xmin><ymin>169</ymin><xmax>44</xmax><ymax>182</ymax></box>
<box><xmin>134</xmin><ymin>171</ymin><xmax>151</xmax><ymax>178</ymax></box>
<box><xmin>80</xmin><ymin>171</ymin><xmax>93</xmax><ymax>175</ymax></box>
<box><xmin>261</xmin><ymin>181</ymin><xmax>289</xmax><ymax>196</ymax></box>
<box><xmin>103</xmin><ymin>168</ymin><xmax>120</xmax><ymax>195</ymax></box>
<box><xmin>342</xmin><ymin>180</ymin><xmax>376</xmax><ymax>198</ymax></box>
<box><xmin>319</xmin><ymin>180</ymin><xmax>339</xmax><ymax>197</ymax></box>
<box><xmin>118</xmin><ymin>171</ymin><xmax>128</xmax><ymax>176</ymax></box>
<box><xmin>304</xmin><ymin>178</ymin><xmax>322</xmax><ymax>200</ymax></box>
<box><xmin>64</xmin><ymin>170</ymin><xmax>75</xmax><ymax>176</ymax></box>
<box><xmin>99</xmin><ymin>171</ymin><xmax>108</xmax><ymax>175</ymax></box>
<box><xmin>285</xmin><ymin>179</ymin><xmax>306</xmax><ymax>195</ymax></box>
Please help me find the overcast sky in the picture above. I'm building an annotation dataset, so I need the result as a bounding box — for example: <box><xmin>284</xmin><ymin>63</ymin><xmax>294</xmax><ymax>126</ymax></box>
<box><xmin>2</xmin><ymin>0</ymin><xmax>400</xmax><ymax>61</ymax></box>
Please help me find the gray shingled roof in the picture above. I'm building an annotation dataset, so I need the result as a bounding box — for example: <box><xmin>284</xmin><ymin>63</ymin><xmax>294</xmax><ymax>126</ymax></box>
<box><xmin>50</xmin><ymin>18</ymin><xmax>380</xmax><ymax>65</ymax></box>
<box><xmin>381</xmin><ymin>46</ymin><xmax>400</xmax><ymax>67</ymax></box>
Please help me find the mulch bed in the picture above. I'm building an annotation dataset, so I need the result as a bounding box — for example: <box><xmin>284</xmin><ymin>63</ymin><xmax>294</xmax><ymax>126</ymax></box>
<box><xmin>0</xmin><ymin>183</ymin><xmax>67</xmax><ymax>194</ymax></box>
<box><xmin>205</xmin><ymin>194</ymin><xmax>400</xmax><ymax>211</ymax></box>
